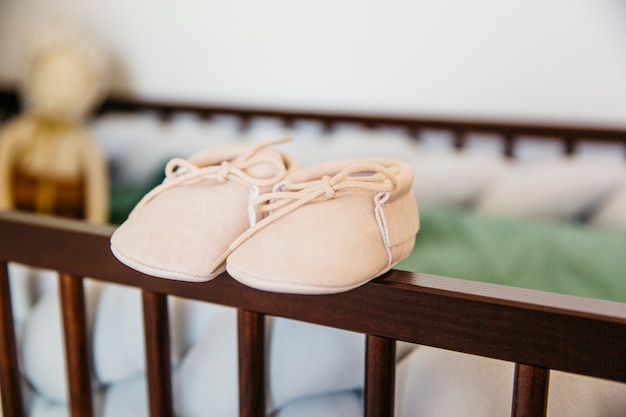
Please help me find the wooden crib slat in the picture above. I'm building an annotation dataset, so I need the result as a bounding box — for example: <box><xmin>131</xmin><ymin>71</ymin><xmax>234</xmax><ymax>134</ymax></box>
<box><xmin>503</xmin><ymin>132</ymin><xmax>516</xmax><ymax>158</ymax></box>
<box><xmin>142</xmin><ymin>290</ymin><xmax>173</xmax><ymax>417</ymax></box>
<box><xmin>511</xmin><ymin>363</ymin><xmax>550</xmax><ymax>417</ymax></box>
<box><xmin>563</xmin><ymin>135</ymin><xmax>577</xmax><ymax>156</ymax></box>
<box><xmin>58</xmin><ymin>273</ymin><xmax>93</xmax><ymax>417</ymax></box>
<box><xmin>452</xmin><ymin>129</ymin><xmax>465</xmax><ymax>151</ymax></box>
<box><xmin>238</xmin><ymin>309</ymin><xmax>266</xmax><ymax>417</ymax></box>
<box><xmin>364</xmin><ymin>335</ymin><xmax>396</xmax><ymax>417</ymax></box>
<box><xmin>0</xmin><ymin>261</ymin><xmax>25</xmax><ymax>417</ymax></box>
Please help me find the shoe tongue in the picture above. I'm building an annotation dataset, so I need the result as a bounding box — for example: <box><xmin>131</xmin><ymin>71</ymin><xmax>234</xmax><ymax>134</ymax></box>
<box><xmin>282</xmin><ymin>159</ymin><xmax>354</xmax><ymax>184</ymax></box>
<box><xmin>235</xmin><ymin>147</ymin><xmax>286</xmax><ymax>179</ymax></box>
<box><xmin>187</xmin><ymin>145</ymin><xmax>286</xmax><ymax>178</ymax></box>
<box><xmin>282</xmin><ymin>158</ymin><xmax>407</xmax><ymax>194</ymax></box>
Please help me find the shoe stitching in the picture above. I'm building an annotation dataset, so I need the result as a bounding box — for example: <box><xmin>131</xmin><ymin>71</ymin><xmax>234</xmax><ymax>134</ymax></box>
<box><xmin>227</xmin><ymin>264</ymin><xmax>371</xmax><ymax>291</ymax></box>
<box><xmin>111</xmin><ymin>245</ymin><xmax>223</xmax><ymax>281</ymax></box>
<box><xmin>228</xmin><ymin>262</ymin><xmax>398</xmax><ymax>292</ymax></box>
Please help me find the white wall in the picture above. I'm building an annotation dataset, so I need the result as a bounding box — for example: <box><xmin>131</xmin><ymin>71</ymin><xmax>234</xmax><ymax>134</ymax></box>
<box><xmin>1</xmin><ymin>0</ymin><xmax>625</xmax><ymax>125</ymax></box>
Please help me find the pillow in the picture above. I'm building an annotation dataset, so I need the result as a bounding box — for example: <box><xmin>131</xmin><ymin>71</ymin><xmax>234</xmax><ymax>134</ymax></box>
<box><xmin>325</xmin><ymin>127</ymin><xmax>416</xmax><ymax>163</ymax></box>
<box><xmin>175</xmin><ymin>311</ymin><xmax>364</xmax><ymax>416</ymax></box>
<box><xmin>475</xmin><ymin>159</ymin><xmax>624</xmax><ymax>220</ymax></box>
<box><xmin>31</xmin><ymin>390</ymin><xmax>103</xmax><ymax>417</ymax></box>
<box><xmin>396</xmin><ymin>346</ymin><xmax>513</xmax><ymax>417</ymax></box>
<box><xmin>410</xmin><ymin>152</ymin><xmax>507</xmax><ymax>207</ymax></box>
<box><xmin>175</xmin><ymin>308</ymin><xmax>415</xmax><ymax>417</ymax></box>
<box><xmin>90</xmin><ymin>113</ymin><xmax>165</xmax><ymax>172</ymax></box>
<box><xmin>268</xmin><ymin>318</ymin><xmax>364</xmax><ymax>409</ymax></box>
<box><xmin>93</xmin><ymin>284</ymin><xmax>226</xmax><ymax>384</ymax></box>
<box><xmin>21</xmin><ymin>280</ymin><xmax>101</xmax><ymax>403</ymax></box>
<box><xmin>590</xmin><ymin>180</ymin><xmax>626</xmax><ymax>232</ymax></box>
<box><xmin>101</xmin><ymin>374</ymin><xmax>147</xmax><ymax>417</ymax></box>
<box><xmin>275</xmin><ymin>391</ymin><xmax>362</xmax><ymax>417</ymax></box>
<box><xmin>174</xmin><ymin>309</ymin><xmax>239</xmax><ymax>417</ymax></box>
<box><xmin>7</xmin><ymin>263</ymin><xmax>57</xmax><ymax>328</ymax></box>
<box><xmin>395</xmin><ymin>346</ymin><xmax>626</xmax><ymax>417</ymax></box>
<box><xmin>91</xmin><ymin>113</ymin><xmax>243</xmax><ymax>188</ymax></box>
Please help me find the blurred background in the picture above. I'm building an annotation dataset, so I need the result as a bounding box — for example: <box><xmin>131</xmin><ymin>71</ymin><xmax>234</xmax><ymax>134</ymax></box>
<box><xmin>1</xmin><ymin>0</ymin><xmax>625</xmax><ymax>125</ymax></box>
<box><xmin>1</xmin><ymin>4</ymin><xmax>626</xmax><ymax>416</ymax></box>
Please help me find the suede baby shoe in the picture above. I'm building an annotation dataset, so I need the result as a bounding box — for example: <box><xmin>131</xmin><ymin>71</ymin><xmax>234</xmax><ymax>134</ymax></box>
<box><xmin>225</xmin><ymin>157</ymin><xmax>420</xmax><ymax>294</ymax></box>
<box><xmin>110</xmin><ymin>139</ymin><xmax>296</xmax><ymax>281</ymax></box>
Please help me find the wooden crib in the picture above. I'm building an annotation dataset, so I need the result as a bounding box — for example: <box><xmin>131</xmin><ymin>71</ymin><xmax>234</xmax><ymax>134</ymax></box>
<box><xmin>0</xmin><ymin>89</ymin><xmax>625</xmax><ymax>417</ymax></box>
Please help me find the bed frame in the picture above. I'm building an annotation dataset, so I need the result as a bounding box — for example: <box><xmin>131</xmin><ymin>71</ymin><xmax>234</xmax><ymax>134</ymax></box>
<box><xmin>0</xmin><ymin>88</ymin><xmax>625</xmax><ymax>417</ymax></box>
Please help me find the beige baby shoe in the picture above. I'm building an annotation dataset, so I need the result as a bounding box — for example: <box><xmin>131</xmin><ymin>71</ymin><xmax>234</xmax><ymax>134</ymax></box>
<box><xmin>110</xmin><ymin>139</ymin><xmax>296</xmax><ymax>281</ymax></box>
<box><xmin>225</xmin><ymin>158</ymin><xmax>420</xmax><ymax>294</ymax></box>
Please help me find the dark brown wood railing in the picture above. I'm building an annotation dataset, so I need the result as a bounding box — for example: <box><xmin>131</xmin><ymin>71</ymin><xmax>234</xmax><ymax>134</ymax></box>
<box><xmin>1</xmin><ymin>211</ymin><xmax>625</xmax><ymax>417</ymax></box>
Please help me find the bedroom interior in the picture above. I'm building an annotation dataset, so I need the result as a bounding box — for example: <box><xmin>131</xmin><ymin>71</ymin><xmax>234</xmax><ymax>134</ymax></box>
<box><xmin>0</xmin><ymin>1</ymin><xmax>625</xmax><ymax>417</ymax></box>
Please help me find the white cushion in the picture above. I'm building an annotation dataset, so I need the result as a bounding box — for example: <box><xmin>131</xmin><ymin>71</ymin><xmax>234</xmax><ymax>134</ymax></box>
<box><xmin>7</xmin><ymin>264</ymin><xmax>56</xmax><ymax>328</ymax></box>
<box><xmin>326</xmin><ymin>128</ymin><xmax>416</xmax><ymax>163</ymax></box>
<box><xmin>21</xmin><ymin>281</ymin><xmax>101</xmax><ymax>403</ymax></box>
<box><xmin>93</xmin><ymin>284</ymin><xmax>226</xmax><ymax>384</ymax></box>
<box><xmin>410</xmin><ymin>152</ymin><xmax>507</xmax><ymax>207</ymax></box>
<box><xmin>102</xmin><ymin>374</ymin><xmax>148</xmax><ymax>417</ymax></box>
<box><xmin>30</xmin><ymin>389</ymin><xmax>103</xmax><ymax>417</ymax></box>
<box><xmin>174</xmin><ymin>309</ymin><xmax>239</xmax><ymax>417</ymax></box>
<box><xmin>268</xmin><ymin>318</ymin><xmax>364</xmax><ymax>409</ymax></box>
<box><xmin>92</xmin><ymin>285</ymin><xmax>146</xmax><ymax>384</ymax></box>
<box><xmin>476</xmin><ymin>159</ymin><xmax>624</xmax><ymax>220</ymax></box>
<box><xmin>395</xmin><ymin>346</ymin><xmax>626</xmax><ymax>417</ymax></box>
<box><xmin>275</xmin><ymin>390</ymin><xmax>362</xmax><ymax>417</ymax></box>
<box><xmin>590</xmin><ymin>180</ymin><xmax>626</xmax><ymax>232</ymax></box>
<box><xmin>396</xmin><ymin>346</ymin><xmax>513</xmax><ymax>417</ymax></box>
<box><xmin>175</xmin><ymin>309</ymin><xmax>414</xmax><ymax>417</ymax></box>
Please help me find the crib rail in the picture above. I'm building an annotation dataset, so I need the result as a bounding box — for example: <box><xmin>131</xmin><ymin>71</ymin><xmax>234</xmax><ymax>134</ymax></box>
<box><xmin>99</xmin><ymin>95</ymin><xmax>626</xmax><ymax>159</ymax></box>
<box><xmin>2</xmin><ymin>88</ymin><xmax>626</xmax><ymax>159</ymax></box>
<box><xmin>1</xmin><ymin>210</ymin><xmax>625</xmax><ymax>417</ymax></box>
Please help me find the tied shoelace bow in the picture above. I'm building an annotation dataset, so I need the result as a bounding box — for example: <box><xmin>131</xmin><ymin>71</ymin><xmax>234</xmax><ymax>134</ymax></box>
<box><xmin>128</xmin><ymin>138</ymin><xmax>291</xmax><ymax>217</ymax></box>
<box><xmin>207</xmin><ymin>162</ymin><xmax>401</xmax><ymax>272</ymax></box>
<box><xmin>254</xmin><ymin>162</ymin><xmax>400</xmax><ymax>216</ymax></box>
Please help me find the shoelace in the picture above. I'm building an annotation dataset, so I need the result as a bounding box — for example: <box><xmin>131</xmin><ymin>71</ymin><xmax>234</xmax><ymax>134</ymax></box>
<box><xmin>206</xmin><ymin>162</ymin><xmax>400</xmax><ymax>272</ymax></box>
<box><xmin>128</xmin><ymin>138</ymin><xmax>291</xmax><ymax>217</ymax></box>
<box><xmin>255</xmin><ymin>162</ymin><xmax>399</xmax><ymax>216</ymax></box>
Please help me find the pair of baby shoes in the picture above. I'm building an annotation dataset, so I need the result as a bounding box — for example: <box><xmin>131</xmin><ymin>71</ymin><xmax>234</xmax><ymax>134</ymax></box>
<box><xmin>110</xmin><ymin>139</ymin><xmax>419</xmax><ymax>294</ymax></box>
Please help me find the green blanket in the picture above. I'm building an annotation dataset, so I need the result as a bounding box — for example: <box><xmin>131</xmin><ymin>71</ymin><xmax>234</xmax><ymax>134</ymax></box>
<box><xmin>396</xmin><ymin>207</ymin><xmax>626</xmax><ymax>303</ymax></box>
